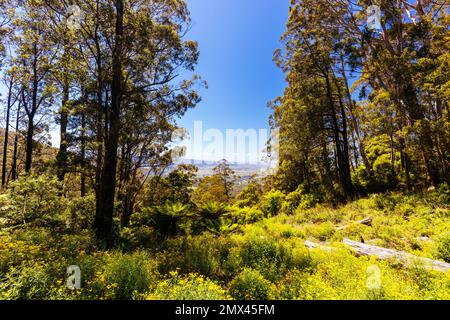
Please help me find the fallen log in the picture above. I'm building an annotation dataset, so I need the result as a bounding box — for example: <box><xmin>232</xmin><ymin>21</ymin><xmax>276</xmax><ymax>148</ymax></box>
<box><xmin>343</xmin><ymin>238</ymin><xmax>450</xmax><ymax>272</ymax></box>
<box><xmin>337</xmin><ymin>217</ymin><xmax>373</xmax><ymax>230</ymax></box>
<box><xmin>304</xmin><ymin>240</ymin><xmax>334</xmax><ymax>252</ymax></box>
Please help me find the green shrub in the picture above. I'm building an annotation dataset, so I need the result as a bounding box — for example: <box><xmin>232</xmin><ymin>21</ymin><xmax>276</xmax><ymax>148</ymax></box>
<box><xmin>118</xmin><ymin>227</ymin><xmax>139</xmax><ymax>250</ymax></box>
<box><xmin>268</xmin><ymin>269</ymin><xmax>309</xmax><ymax>300</ymax></box>
<box><xmin>261</xmin><ymin>190</ymin><xmax>285</xmax><ymax>217</ymax></box>
<box><xmin>69</xmin><ymin>253</ymin><xmax>106</xmax><ymax>299</ymax></box>
<box><xmin>297</xmin><ymin>194</ymin><xmax>317</xmax><ymax>211</ymax></box>
<box><xmin>304</xmin><ymin>222</ymin><xmax>336</xmax><ymax>241</ymax></box>
<box><xmin>280</xmin><ymin>185</ymin><xmax>305</xmax><ymax>215</ymax></box>
<box><xmin>372</xmin><ymin>193</ymin><xmax>399</xmax><ymax>211</ymax></box>
<box><xmin>66</xmin><ymin>195</ymin><xmax>95</xmax><ymax>231</ymax></box>
<box><xmin>195</xmin><ymin>202</ymin><xmax>236</xmax><ymax>234</ymax></box>
<box><xmin>352</xmin><ymin>165</ymin><xmax>371</xmax><ymax>192</ymax></box>
<box><xmin>395</xmin><ymin>202</ymin><xmax>415</xmax><ymax>218</ymax></box>
<box><xmin>150</xmin><ymin>201</ymin><xmax>191</xmax><ymax>238</ymax></box>
<box><xmin>0</xmin><ymin>174</ymin><xmax>66</xmax><ymax>228</ymax></box>
<box><xmin>126</xmin><ymin>216</ymin><xmax>158</xmax><ymax>247</ymax></box>
<box><xmin>435</xmin><ymin>233</ymin><xmax>450</xmax><ymax>263</ymax></box>
<box><xmin>434</xmin><ymin>183</ymin><xmax>450</xmax><ymax>205</ymax></box>
<box><xmin>221</xmin><ymin>246</ymin><xmax>244</xmax><ymax>279</ymax></box>
<box><xmin>240</xmin><ymin>236</ymin><xmax>291</xmax><ymax>281</ymax></box>
<box><xmin>235</xmin><ymin>182</ymin><xmax>262</xmax><ymax>208</ymax></box>
<box><xmin>229</xmin><ymin>268</ymin><xmax>271</xmax><ymax>300</ymax></box>
<box><xmin>146</xmin><ymin>272</ymin><xmax>229</xmax><ymax>300</ymax></box>
<box><xmin>101</xmin><ymin>251</ymin><xmax>159</xmax><ymax>299</ymax></box>
<box><xmin>290</xmin><ymin>246</ymin><xmax>315</xmax><ymax>271</ymax></box>
<box><xmin>280</xmin><ymin>184</ymin><xmax>318</xmax><ymax>215</ymax></box>
<box><xmin>0</xmin><ymin>262</ymin><xmax>50</xmax><ymax>300</ymax></box>
<box><xmin>0</xmin><ymin>237</ymin><xmax>42</xmax><ymax>274</ymax></box>
<box><xmin>231</xmin><ymin>206</ymin><xmax>264</xmax><ymax>224</ymax></box>
<box><xmin>179</xmin><ymin>236</ymin><xmax>220</xmax><ymax>276</ymax></box>
<box><xmin>197</xmin><ymin>202</ymin><xmax>229</xmax><ymax>220</ymax></box>
<box><xmin>158</xmin><ymin>235</ymin><xmax>241</xmax><ymax>280</ymax></box>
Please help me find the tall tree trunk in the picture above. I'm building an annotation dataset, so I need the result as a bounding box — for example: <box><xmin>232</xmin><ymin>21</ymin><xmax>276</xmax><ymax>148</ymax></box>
<box><xmin>119</xmin><ymin>147</ymin><xmax>134</xmax><ymax>228</ymax></box>
<box><xmin>56</xmin><ymin>77</ymin><xmax>70</xmax><ymax>182</ymax></box>
<box><xmin>94</xmin><ymin>0</ymin><xmax>104</xmax><ymax>230</ymax></box>
<box><xmin>350</xmin><ymin>130</ymin><xmax>359</xmax><ymax>169</ymax></box>
<box><xmin>95</xmin><ymin>0</ymin><xmax>124</xmax><ymax>247</ymax></box>
<box><xmin>340</xmin><ymin>56</ymin><xmax>372</xmax><ymax>175</ymax></box>
<box><xmin>11</xmin><ymin>101</ymin><xmax>21</xmax><ymax>181</ymax></box>
<box><xmin>24</xmin><ymin>113</ymin><xmax>35</xmax><ymax>174</ymax></box>
<box><xmin>120</xmin><ymin>193</ymin><xmax>133</xmax><ymax>228</ymax></box>
<box><xmin>324</xmin><ymin>70</ymin><xmax>353</xmax><ymax>198</ymax></box>
<box><xmin>399</xmin><ymin>136</ymin><xmax>411</xmax><ymax>192</ymax></box>
<box><xmin>335</xmin><ymin>77</ymin><xmax>354</xmax><ymax>197</ymax></box>
<box><xmin>25</xmin><ymin>46</ymin><xmax>39</xmax><ymax>174</ymax></box>
<box><xmin>80</xmin><ymin>112</ymin><xmax>86</xmax><ymax>197</ymax></box>
<box><xmin>2</xmin><ymin>76</ymin><xmax>14</xmax><ymax>188</ymax></box>
<box><xmin>402</xmin><ymin>80</ymin><xmax>440</xmax><ymax>186</ymax></box>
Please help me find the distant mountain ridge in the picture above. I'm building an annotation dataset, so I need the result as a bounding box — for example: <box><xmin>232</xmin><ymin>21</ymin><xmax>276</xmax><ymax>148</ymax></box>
<box><xmin>172</xmin><ymin>158</ymin><xmax>274</xmax><ymax>178</ymax></box>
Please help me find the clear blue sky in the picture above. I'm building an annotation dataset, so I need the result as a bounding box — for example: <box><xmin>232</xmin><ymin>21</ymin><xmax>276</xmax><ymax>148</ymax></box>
<box><xmin>178</xmin><ymin>0</ymin><xmax>289</xmax><ymax>135</ymax></box>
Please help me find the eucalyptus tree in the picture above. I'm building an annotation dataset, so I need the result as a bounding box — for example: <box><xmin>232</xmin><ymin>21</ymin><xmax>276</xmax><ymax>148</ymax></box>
<box><xmin>1</xmin><ymin>64</ymin><xmax>20</xmax><ymax>188</ymax></box>
<box><xmin>274</xmin><ymin>0</ymin><xmax>354</xmax><ymax>198</ymax></box>
<box><xmin>273</xmin><ymin>0</ymin><xmax>449</xmax><ymax>196</ymax></box>
<box><xmin>39</xmin><ymin>0</ymin><xmax>202</xmax><ymax>246</ymax></box>
<box><xmin>13</xmin><ymin>0</ymin><xmax>57</xmax><ymax>174</ymax></box>
<box><xmin>353</xmin><ymin>0</ymin><xmax>449</xmax><ymax>187</ymax></box>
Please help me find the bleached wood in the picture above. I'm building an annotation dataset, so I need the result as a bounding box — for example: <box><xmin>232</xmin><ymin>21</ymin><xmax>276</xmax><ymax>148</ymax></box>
<box><xmin>343</xmin><ymin>238</ymin><xmax>450</xmax><ymax>272</ymax></box>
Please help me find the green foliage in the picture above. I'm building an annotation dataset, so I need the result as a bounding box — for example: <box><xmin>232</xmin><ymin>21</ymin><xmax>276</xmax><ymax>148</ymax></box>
<box><xmin>280</xmin><ymin>185</ymin><xmax>304</xmax><ymax>214</ymax></box>
<box><xmin>0</xmin><ymin>174</ymin><xmax>66</xmax><ymax>228</ymax></box>
<box><xmin>157</xmin><ymin>234</ymin><xmax>241</xmax><ymax>280</ymax></box>
<box><xmin>193</xmin><ymin>160</ymin><xmax>237</xmax><ymax>204</ymax></box>
<box><xmin>351</xmin><ymin>135</ymin><xmax>401</xmax><ymax>194</ymax></box>
<box><xmin>239</xmin><ymin>235</ymin><xmax>291</xmax><ymax>281</ymax></box>
<box><xmin>145</xmin><ymin>165</ymin><xmax>198</xmax><ymax>206</ymax></box>
<box><xmin>116</xmin><ymin>225</ymin><xmax>156</xmax><ymax>250</ymax></box>
<box><xmin>229</xmin><ymin>268</ymin><xmax>271</xmax><ymax>300</ymax></box>
<box><xmin>195</xmin><ymin>202</ymin><xmax>236</xmax><ymax>235</ymax></box>
<box><xmin>146</xmin><ymin>272</ymin><xmax>229</xmax><ymax>300</ymax></box>
<box><xmin>100</xmin><ymin>251</ymin><xmax>159</xmax><ymax>300</ymax></box>
<box><xmin>435</xmin><ymin>233</ymin><xmax>450</xmax><ymax>263</ymax></box>
<box><xmin>149</xmin><ymin>201</ymin><xmax>191</xmax><ymax>238</ymax></box>
<box><xmin>261</xmin><ymin>190</ymin><xmax>285</xmax><ymax>217</ymax></box>
<box><xmin>197</xmin><ymin>202</ymin><xmax>229</xmax><ymax>221</ymax></box>
<box><xmin>0</xmin><ymin>262</ymin><xmax>50</xmax><ymax>300</ymax></box>
<box><xmin>267</xmin><ymin>269</ymin><xmax>309</xmax><ymax>300</ymax></box>
<box><xmin>372</xmin><ymin>193</ymin><xmax>400</xmax><ymax>211</ymax></box>
<box><xmin>66</xmin><ymin>195</ymin><xmax>95</xmax><ymax>232</ymax></box>
<box><xmin>297</xmin><ymin>194</ymin><xmax>318</xmax><ymax>211</ymax></box>
<box><xmin>1</xmin><ymin>181</ymin><xmax>449</xmax><ymax>301</ymax></box>
<box><xmin>304</xmin><ymin>222</ymin><xmax>336</xmax><ymax>242</ymax></box>
<box><xmin>434</xmin><ymin>183</ymin><xmax>450</xmax><ymax>204</ymax></box>
<box><xmin>280</xmin><ymin>184</ymin><xmax>318</xmax><ymax>214</ymax></box>
<box><xmin>235</xmin><ymin>180</ymin><xmax>262</xmax><ymax>208</ymax></box>
<box><xmin>231</xmin><ymin>206</ymin><xmax>264</xmax><ymax>224</ymax></box>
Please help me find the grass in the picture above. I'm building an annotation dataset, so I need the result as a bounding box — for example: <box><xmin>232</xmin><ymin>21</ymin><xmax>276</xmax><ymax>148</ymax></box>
<box><xmin>0</xmin><ymin>191</ymin><xmax>449</xmax><ymax>300</ymax></box>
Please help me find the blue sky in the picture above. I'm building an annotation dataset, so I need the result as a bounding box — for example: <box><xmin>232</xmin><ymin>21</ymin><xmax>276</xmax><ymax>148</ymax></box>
<box><xmin>178</xmin><ymin>0</ymin><xmax>289</xmax><ymax>137</ymax></box>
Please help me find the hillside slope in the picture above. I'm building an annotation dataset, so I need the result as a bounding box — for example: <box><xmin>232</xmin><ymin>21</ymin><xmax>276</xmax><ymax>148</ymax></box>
<box><xmin>1</xmin><ymin>190</ymin><xmax>449</xmax><ymax>300</ymax></box>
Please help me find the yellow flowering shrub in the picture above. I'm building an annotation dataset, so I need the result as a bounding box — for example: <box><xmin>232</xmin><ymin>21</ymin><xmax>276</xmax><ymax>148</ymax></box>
<box><xmin>145</xmin><ymin>271</ymin><xmax>230</xmax><ymax>300</ymax></box>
